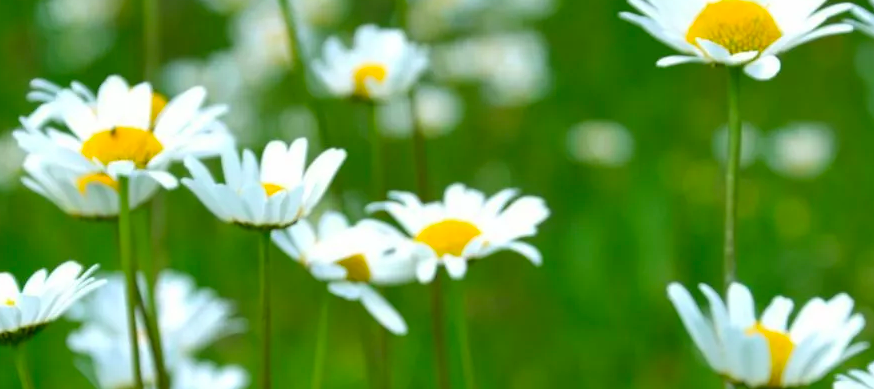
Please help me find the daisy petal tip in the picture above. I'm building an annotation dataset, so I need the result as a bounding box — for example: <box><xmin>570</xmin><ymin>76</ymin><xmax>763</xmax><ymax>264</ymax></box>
<box><xmin>744</xmin><ymin>56</ymin><xmax>781</xmax><ymax>81</ymax></box>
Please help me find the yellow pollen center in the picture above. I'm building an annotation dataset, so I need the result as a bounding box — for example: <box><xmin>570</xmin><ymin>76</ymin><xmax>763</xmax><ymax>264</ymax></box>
<box><xmin>746</xmin><ymin>323</ymin><xmax>795</xmax><ymax>387</ymax></box>
<box><xmin>337</xmin><ymin>254</ymin><xmax>372</xmax><ymax>283</ymax></box>
<box><xmin>353</xmin><ymin>63</ymin><xmax>388</xmax><ymax>98</ymax></box>
<box><xmin>80</xmin><ymin>127</ymin><xmax>164</xmax><ymax>169</ymax></box>
<box><xmin>415</xmin><ymin>219</ymin><xmax>482</xmax><ymax>257</ymax></box>
<box><xmin>77</xmin><ymin>173</ymin><xmax>119</xmax><ymax>194</ymax></box>
<box><xmin>686</xmin><ymin>0</ymin><xmax>782</xmax><ymax>55</ymax></box>
<box><xmin>151</xmin><ymin>93</ymin><xmax>168</xmax><ymax>126</ymax></box>
<box><xmin>262</xmin><ymin>183</ymin><xmax>285</xmax><ymax>197</ymax></box>
<box><xmin>4</xmin><ymin>298</ymin><xmax>14</xmax><ymax>307</ymax></box>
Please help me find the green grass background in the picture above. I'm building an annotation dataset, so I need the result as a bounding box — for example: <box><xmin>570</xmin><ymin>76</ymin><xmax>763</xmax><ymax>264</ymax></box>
<box><xmin>3</xmin><ymin>0</ymin><xmax>874</xmax><ymax>388</ymax></box>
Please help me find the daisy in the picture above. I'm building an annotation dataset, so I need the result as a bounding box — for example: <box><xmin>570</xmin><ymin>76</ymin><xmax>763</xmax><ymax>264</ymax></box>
<box><xmin>0</xmin><ymin>261</ymin><xmax>105</xmax><ymax>346</ymax></box>
<box><xmin>668</xmin><ymin>282</ymin><xmax>867</xmax><ymax>388</ymax></box>
<box><xmin>273</xmin><ymin>211</ymin><xmax>418</xmax><ymax>334</ymax></box>
<box><xmin>15</xmin><ymin>75</ymin><xmax>234</xmax><ymax>191</ymax></box>
<box><xmin>619</xmin><ymin>0</ymin><xmax>855</xmax><ymax>80</ymax></box>
<box><xmin>366</xmin><ymin>183</ymin><xmax>550</xmax><ymax>283</ymax></box>
<box><xmin>172</xmin><ymin>359</ymin><xmax>250</xmax><ymax>389</ymax></box>
<box><xmin>22</xmin><ymin>154</ymin><xmax>161</xmax><ymax>220</ymax></box>
<box><xmin>182</xmin><ymin>139</ymin><xmax>346</xmax><ymax>230</ymax></box>
<box><xmin>835</xmin><ymin>362</ymin><xmax>874</xmax><ymax>389</ymax></box>
<box><xmin>312</xmin><ymin>24</ymin><xmax>429</xmax><ymax>100</ymax></box>
<box><xmin>849</xmin><ymin>1</ymin><xmax>874</xmax><ymax>37</ymax></box>
<box><xmin>67</xmin><ymin>271</ymin><xmax>245</xmax><ymax>387</ymax></box>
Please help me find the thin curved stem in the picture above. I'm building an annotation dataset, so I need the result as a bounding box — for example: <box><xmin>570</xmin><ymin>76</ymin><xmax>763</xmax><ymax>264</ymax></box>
<box><xmin>119</xmin><ymin>178</ymin><xmax>144</xmax><ymax>389</ymax></box>
<box><xmin>311</xmin><ymin>296</ymin><xmax>330</xmax><ymax>389</ymax></box>
<box><xmin>259</xmin><ymin>231</ymin><xmax>273</xmax><ymax>389</ymax></box>
<box><xmin>451</xmin><ymin>282</ymin><xmax>475</xmax><ymax>389</ymax></box>
<box><xmin>135</xmin><ymin>209</ymin><xmax>168</xmax><ymax>389</ymax></box>
<box><xmin>143</xmin><ymin>0</ymin><xmax>159</xmax><ymax>81</ymax></box>
<box><xmin>369</xmin><ymin>103</ymin><xmax>386</xmax><ymax>200</ymax></box>
<box><xmin>723</xmin><ymin>67</ymin><xmax>742</xmax><ymax>290</ymax></box>
<box><xmin>431</xmin><ymin>275</ymin><xmax>450</xmax><ymax>389</ymax></box>
<box><xmin>14</xmin><ymin>345</ymin><xmax>34</xmax><ymax>389</ymax></box>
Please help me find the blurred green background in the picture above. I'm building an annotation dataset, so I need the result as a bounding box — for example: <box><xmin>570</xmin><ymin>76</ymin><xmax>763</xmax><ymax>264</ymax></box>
<box><xmin>3</xmin><ymin>0</ymin><xmax>874</xmax><ymax>387</ymax></box>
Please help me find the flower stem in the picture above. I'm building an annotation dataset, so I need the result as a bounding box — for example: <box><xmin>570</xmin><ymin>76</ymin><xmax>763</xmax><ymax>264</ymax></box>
<box><xmin>14</xmin><ymin>345</ymin><xmax>34</xmax><ymax>389</ymax></box>
<box><xmin>135</xmin><ymin>209</ymin><xmax>169</xmax><ymax>389</ymax></box>
<box><xmin>369</xmin><ymin>103</ymin><xmax>386</xmax><ymax>200</ymax></box>
<box><xmin>259</xmin><ymin>231</ymin><xmax>273</xmax><ymax>389</ymax></box>
<box><xmin>133</xmin><ymin>283</ymin><xmax>168</xmax><ymax>389</ymax></box>
<box><xmin>311</xmin><ymin>296</ymin><xmax>330</xmax><ymax>389</ymax></box>
<box><xmin>143</xmin><ymin>0</ymin><xmax>159</xmax><ymax>82</ymax></box>
<box><xmin>431</xmin><ymin>274</ymin><xmax>450</xmax><ymax>389</ymax></box>
<box><xmin>119</xmin><ymin>178</ymin><xmax>144</xmax><ymax>389</ymax></box>
<box><xmin>723</xmin><ymin>67</ymin><xmax>742</xmax><ymax>290</ymax></box>
<box><xmin>451</xmin><ymin>282</ymin><xmax>476</xmax><ymax>389</ymax></box>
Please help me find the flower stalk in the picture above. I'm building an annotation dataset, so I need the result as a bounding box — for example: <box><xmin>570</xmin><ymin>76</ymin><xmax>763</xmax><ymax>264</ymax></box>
<box><xmin>311</xmin><ymin>296</ymin><xmax>330</xmax><ymax>389</ymax></box>
<box><xmin>14</xmin><ymin>345</ymin><xmax>34</xmax><ymax>389</ymax></box>
<box><xmin>259</xmin><ymin>230</ymin><xmax>273</xmax><ymax>389</ymax></box>
<box><xmin>723</xmin><ymin>66</ymin><xmax>742</xmax><ymax>290</ymax></box>
<box><xmin>118</xmin><ymin>177</ymin><xmax>144</xmax><ymax>389</ymax></box>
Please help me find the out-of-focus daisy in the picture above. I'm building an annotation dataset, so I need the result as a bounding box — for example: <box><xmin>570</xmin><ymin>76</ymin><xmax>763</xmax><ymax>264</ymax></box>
<box><xmin>16</xmin><ymin>75</ymin><xmax>234</xmax><ymax>191</ymax></box>
<box><xmin>668</xmin><ymin>282</ymin><xmax>867</xmax><ymax>388</ymax></box>
<box><xmin>313</xmin><ymin>24</ymin><xmax>429</xmax><ymax>101</ymax></box>
<box><xmin>378</xmin><ymin>85</ymin><xmax>464</xmax><ymax>139</ymax></box>
<box><xmin>273</xmin><ymin>212</ymin><xmax>417</xmax><ymax>334</ymax></box>
<box><xmin>0</xmin><ymin>261</ymin><xmax>105</xmax><ymax>346</ymax></box>
<box><xmin>182</xmin><ymin>139</ymin><xmax>346</xmax><ymax>230</ymax></box>
<box><xmin>172</xmin><ymin>359</ymin><xmax>250</xmax><ymax>389</ymax></box>
<box><xmin>367</xmin><ymin>183</ymin><xmax>549</xmax><ymax>283</ymax></box>
<box><xmin>567</xmin><ymin>121</ymin><xmax>635</xmax><ymax>167</ymax></box>
<box><xmin>620</xmin><ymin>0</ymin><xmax>855</xmax><ymax>80</ymax></box>
<box><xmin>713</xmin><ymin>122</ymin><xmax>760</xmax><ymax>168</ymax></box>
<box><xmin>849</xmin><ymin>2</ymin><xmax>874</xmax><ymax>37</ymax></box>
<box><xmin>765</xmin><ymin>122</ymin><xmax>836</xmax><ymax>180</ymax></box>
<box><xmin>68</xmin><ymin>271</ymin><xmax>245</xmax><ymax>387</ymax></box>
<box><xmin>37</xmin><ymin>0</ymin><xmax>121</xmax><ymax>72</ymax></box>
<box><xmin>0</xmin><ymin>132</ymin><xmax>27</xmax><ymax>192</ymax></box>
<box><xmin>22</xmin><ymin>155</ymin><xmax>160</xmax><ymax>220</ymax></box>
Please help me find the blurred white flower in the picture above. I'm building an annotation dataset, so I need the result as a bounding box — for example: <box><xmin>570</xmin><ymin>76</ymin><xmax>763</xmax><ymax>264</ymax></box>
<box><xmin>313</xmin><ymin>25</ymin><xmax>429</xmax><ymax>101</ymax></box>
<box><xmin>408</xmin><ymin>0</ymin><xmax>556</xmax><ymax>40</ymax></box>
<box><xmin>231</xmin><ymin>0</ymin><xmax>295</xmax><ymax>87</ymax></box>
<box><xmin>712</xmin><ymin>123</ymin><xmax>760</xmax><ymax>169</ymax></box>
<box><xmin>567</xmin><ymin>121</ymin><xmax>634</xmax><ymax>167</ymax></box>
<box><xmin>0</xmin><ymin>133</ymin><xmax>26</xmax><ymax>192</ymax></box>
<box><xmin>67</xmin><ymin>271</ymin><xmax>245</xmax><ymax>388</ymax></box>
<box><xmin>765</xmin><ymin>123</ymin><xmax>836</xmax><ymax>180</ymax></box>
<box><xmin>37</xmin><ymin>0</ymin><xmax>121</xmax><ymax>72</ymax></box>
<box><xmin>378</xmin><ymin>85</ymin><xmax>464</xmax><ymax>139</ymax></box>
<box><xmin>173</xmin><ymin>359</ymin><xmax>249</xmax><ymax>389</ymax></box>
<box><xmin>434</xmin><ymin>31</ymin><xmax>550</xmax><ymax>106</ymax></box>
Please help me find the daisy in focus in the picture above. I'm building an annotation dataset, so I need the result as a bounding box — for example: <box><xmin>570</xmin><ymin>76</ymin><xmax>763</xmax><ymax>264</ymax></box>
<box><xmin>67</xmin><ymin>271</ymin><xmax>245</xmax><ymax>388</ymax></box>
<box><xmin>273</xmin><ymin>211</ymin><xmax>418</xmax><ymax>334</ymax></box>
<box><xmin>835</xmin><ymin>362</ymin><xmax>874</xmax><ymax>389</ymax></box>
<box><xmin>15</xmin><ymin>75</ymin><xmax>234</xmax><ymax>192</ymax></box>
<box><xmin>313</xmin><ymin>24</ymin><xmax>429</xmax><ymax>100</ymax></box>
<box><xmin>0</xmin><ymin>261</ymin><xmax>105</xmax><ymax>346</ymax></box>
<box><xmin>620</xmin><ymin>0</ymin><xmax>855</xmax><ymax>80</ymax></box>
<box><xmin>367</xmin><ymin>183</ymin><xmax>550</xmax><ymax>283</ymax></box>
<box><xmin>182</xmin><ymin>139</ymin><xmax>346</xmax><ymax>230</ymax></box>
<box><xmin>668</xmin><ymin>282</ymin><xmax>867</xmax><ymax>388</ymax></box>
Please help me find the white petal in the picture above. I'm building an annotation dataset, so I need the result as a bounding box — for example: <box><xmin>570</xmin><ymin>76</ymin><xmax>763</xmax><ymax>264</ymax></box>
<box><xmin>744</xmin><ymin>56</ymin><xmax>782</xmax><ymax>81</ymax></box>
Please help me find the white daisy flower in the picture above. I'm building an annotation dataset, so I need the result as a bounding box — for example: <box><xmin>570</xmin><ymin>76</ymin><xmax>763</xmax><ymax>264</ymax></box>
<box><xmin>668</xmin><ymin>282</ymin><xmax>867</xmax><ymax>388</ymax></box>
<box><xmin>0</xmin><ymin>261</ymin><xmax>105</xmax><ymax>346</ymax></box>
<box><xmin>172</xmin><ymin>359</ymin><xmax>250</xmax><ymax>389</ymax></box>
<box><xmin>182</xmin><ymin>139</ymin><xmax>346</xmax><ymax>230</ymax></box>
<box><xmin>567</xmin><ymin>120</ymin><xmax>635</xmax><ymax>167</ymax></box>
<box><xmin>765</xmin><ymin>122</ymin><xmax>836</xmax><ymax>180</ymax></box>
<box><xmin>22</xmin><ymin>154</ymin><xmax>160</xmax><ymax>220</ymax></box>
<box><xmin>619</xmin><ymin>0</ymin><xmax>855</xmax><ymax>80</ymax></box>
<box><xmin>67</xmin><ymin>271</ymin><xmax>245</xmax><ymax>387</ymax></box>
<box><xmin>273</xmin><ymin>212</ymin><xmax>417</xmax><ymax>335</ymax></box>
<box><xmin>313</xmin><ymin>24</ymin><xmax>429</xmax><ymax>101</ymax></box>
<box><xmin>849</xmin><ymin>1</ymin><xmax>874</xmax><ymax>38</ymax></box>
<box><xmin>835</xmin><ymin>362</ymin><xmax>874</xmax><ymax>389</ymax></box>
<box><xmin>366</xmin><ymin>183</ymin><xmax>550</xmax><ymax>283</ymax></box>
<box><xmin>15</xmin><ymin>75</ymin><xmax>235</xmax><ymax>191</ymax></box>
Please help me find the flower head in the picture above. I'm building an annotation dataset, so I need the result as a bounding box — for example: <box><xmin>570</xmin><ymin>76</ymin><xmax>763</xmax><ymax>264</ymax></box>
<box><xmin>620</xmin><ymin>0</ymin><xmax>855</xmax><ymax>80</ymax></box>
<box><xmin>367</xmin><ymin>183</ymin><xmax>549</xmax><ymax>283</ymax></box>
<box><xmin>313</xmin><ymin>24</ymin><xmax>429</xmax><ymax>101</ymax></box>
<box><xmin>0</xmin><ymin>261</ymin><xmax>105</xmax><ymax>346</ymax></box>
<box><xmin>273</xmin><ymin>211</ymin><xmax>417</xmax><ymax>334</ymax></box>
<box><xmin>182</xmin><ymin>139</ymin><xmax>346</xmax><ymax>230</ymax></box>
<box><xmin>668</xmin><ymin>282</ymin><xmax>867</xmax><ymax>388</ymax></box>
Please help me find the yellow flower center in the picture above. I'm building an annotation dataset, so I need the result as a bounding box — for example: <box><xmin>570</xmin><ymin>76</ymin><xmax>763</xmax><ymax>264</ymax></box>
<box><xmin>80</xmin><ymin>127</ymin><xmax>164</xmax><ymax>169</ymax></box>
<box><xmin>150</xmin><ymin>93</ymin><xmax>168</xmax><ymax>126</ymax></box>
<box><xmin>746</xmin><ymin>323</ymin><xmax>795</xmax><ymax>387</ymax></box>
<box><xmin>262</xmin><ymin>183</ymin><xmax>285</xmax><ymax>197</ymax></box>
<box><xmin>77</xmin><ymin>173</ymin><xmax>119</xmax><ymax>194</ymax></box>
<box><xmin>4</xmin><ymin>298</ymin><xmax>14</xmax><ymax>307</ymax></box>
<box><xmin>415</xmin><ymin>219</ymin><xmax>482</xmax><ymax>257</ymax></box>
<box><xmin>337</xmin><ymin>254</ymin><xmax>371</xmax><ymax>282</ymax></box>
<box><xmin>686</xmin><ymin>0</ymin><xmax>782</xmax><ymax>55</ymax></box>
<box><xmin>353</xmin><ymin>63</ymin><xmax>388</xmax><ymax>98</ymax></box>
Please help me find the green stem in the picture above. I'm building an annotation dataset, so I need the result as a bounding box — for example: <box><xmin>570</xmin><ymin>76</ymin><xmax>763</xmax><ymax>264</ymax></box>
<box><xmin>451</xmin><ymin>282</ymin><xmax>475</xmax><ymax>389</ymax></box>
<box><xmin>143</xmin><ymin>0</ymin><xmax>159</xmax><ymax>82</ymax></box>
<box><xmin>14</xmin><ymin>345</ymin><xmax>34</xmax><ymax>389</ymax></box>
<box><xmin>276</xmin><ymin>0</ymin><xmax>307</xmax><ymax>82</ymax></box>
<box><xmin>259</xmin><ymin>231</ymin><xmax>273</xmax><ymax>389</ymax></box>
<box><xmin>369</xmin><ymin>103</ymin><xmax>386</xmax><ymax>201</ymax></box>
<box><xmin>411</xmin><ymin>99</ymin><xmax>430</xmax><ymax>200</ymax></box>
<box><xmin>311</xmin><ymin>296</ymin><xmax>330</xmax><ymax>389</ymax></box>
<box><xmin>431</xmin><ymin>275</ymin><xmax>450</xmax><ymax>389</ymax></box>
<box><xmin>119</xmin><ymin>178</ymin><xmax>144</xmax><ymax>389</ymax></box>
<box><xmin>135</xmin><ymin>209</ymin><xmax>169</xmax><ymax>389</ymax></box>
<box><xmin>723</xmin><ymin>67</ymin><xmax>742</xmax><ymax>290</ymax></box>
<box><xmin>133</xmin><ymin>284</ymin><xmax>168</xmax><ymax>389</ymax></box>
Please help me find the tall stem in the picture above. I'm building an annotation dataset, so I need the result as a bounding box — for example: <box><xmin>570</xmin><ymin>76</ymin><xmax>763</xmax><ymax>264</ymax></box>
<box><xmin>135</xmin><ymin>209</ymin><xmax>168</xmax><ymax>389</ymax></box>
<box><xmin>14</xmin><ymin>345</ymin><xmax>34</xmax><ymax>389</ymax></box>
<box><xmin>369</xmin><ymin>104</ymin><xmax>386</xmax><ymax>200</ymax></box>
<box><xmin>451</xmin><ymin>282</ymin><xmax>475</xmax><ymax>389</ymax></box>
<box><xmin>143</xmin><ymin>0</ymin><xmax>159</xmax><ymax>81</ymax></box>
<box><xmin>723</xmin><ymin>67</ymin><xmax>742</xmax><ymax>290</ymax></box>
<box><xmin>119</xmin><ymin>178</ymin><xmax>144</xmax><ymax>389</ymax></box>
<box><xmin>311</xmin><ymin>296</ymin><xmax>330</xmax><ymax>389</ymax></box>
<box><xmin>431</xmin><ymin>275</ymin><xmax>450</xmax><ymax>389</ymax></box>
<box><xmin>259</xmin><ymin>231</ymin><xmax>273</xmax><ymax>389</ymax></box>
<box><xmin>133</xmin><ymin>284</ymin><xmax>168</xmax><ymax>389</ymax></box>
